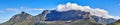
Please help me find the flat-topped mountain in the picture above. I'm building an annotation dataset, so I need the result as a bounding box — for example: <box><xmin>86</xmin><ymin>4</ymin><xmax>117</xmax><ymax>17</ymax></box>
<box><xmin>0</xmin><ymin>10</ymin><xmax>118</xmax><ymax>25</ymax></box>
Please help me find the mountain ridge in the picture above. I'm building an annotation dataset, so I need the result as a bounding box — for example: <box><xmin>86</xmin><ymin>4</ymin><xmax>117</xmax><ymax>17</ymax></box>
<box><xmin>0</xmin><ymin>10</ymin><xmax>118</xmax><ymax>25</ymax></box>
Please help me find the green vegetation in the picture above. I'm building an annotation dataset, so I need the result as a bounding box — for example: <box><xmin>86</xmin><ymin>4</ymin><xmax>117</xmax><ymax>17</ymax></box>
<box><xmin>114</xmin><ymin>20</ymin><xmax>120</xmax><ymax>25</ymax></box>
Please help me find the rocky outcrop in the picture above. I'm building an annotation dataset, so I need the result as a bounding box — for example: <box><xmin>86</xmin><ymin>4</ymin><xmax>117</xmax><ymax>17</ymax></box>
<box><xmin>9</xmin><ymin>11</ymin><xmax>32</xmax><ymax>22</ymax></box>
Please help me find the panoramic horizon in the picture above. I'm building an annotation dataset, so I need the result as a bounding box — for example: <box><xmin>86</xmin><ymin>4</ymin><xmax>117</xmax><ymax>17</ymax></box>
<box><xmin>0</xmin><ymin>0</ymin><xmax>120</xmax><ymax>25</ymax></box>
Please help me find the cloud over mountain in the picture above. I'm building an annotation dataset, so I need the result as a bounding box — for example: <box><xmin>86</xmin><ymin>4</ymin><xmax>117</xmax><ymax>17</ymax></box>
<box><xmin>56</xmin><ymin>2</ymin><xmax>120</xmax><ymax>20</ymax></box>
<box><xmin>6</xmin><ymin>7</ymin><xmax>45</xmax><ymax>12</ymax></box>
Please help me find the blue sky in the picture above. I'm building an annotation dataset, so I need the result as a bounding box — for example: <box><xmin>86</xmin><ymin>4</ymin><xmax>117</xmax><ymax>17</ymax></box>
<box><xmin>0</xmin><ymin>0</ymin><xmax>120</xmax><ymax>23</ymax></box>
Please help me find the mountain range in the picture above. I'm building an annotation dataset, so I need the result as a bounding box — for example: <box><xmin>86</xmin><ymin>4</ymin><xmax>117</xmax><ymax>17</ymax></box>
<box><xmin>0</xmin><ymin>10</ymin><xmax>119</xmax><ymax>25</ymax></box>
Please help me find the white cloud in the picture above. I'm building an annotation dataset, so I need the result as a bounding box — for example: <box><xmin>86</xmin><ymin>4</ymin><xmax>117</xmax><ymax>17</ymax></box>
<box><xmin>5</xmin><ymin>7</ymin><xmax>46</xmax><ymax>16</ymax></box>
<box><xmin>6</xmin><ymin>7</ymin><xmax>46</xmax><ymax>12</ymax></box>
<box><xmin>56</xmin><ymin>2</ymin><xmax>120</xmax><ymax>20</ymax></box>
<box><xmin>0</xmin><ymin>18</ymin><xmax>9</xmax><ymax>23</ymax></box>
<box><xmin>6</xmin><ymin>8</ymin><xmax>19</xmax><ymax>12</ymax></box>
<box><xmin>27</xmin><ymin>8</ymin><xmax>45</xmax><ymax>11</ymax></box>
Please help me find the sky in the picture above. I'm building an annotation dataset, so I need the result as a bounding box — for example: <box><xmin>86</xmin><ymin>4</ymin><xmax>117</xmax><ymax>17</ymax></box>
<box><xmin>0</xmin><ymin>0</ymin><xmax>120</xmax><ymax>23</ymax></box>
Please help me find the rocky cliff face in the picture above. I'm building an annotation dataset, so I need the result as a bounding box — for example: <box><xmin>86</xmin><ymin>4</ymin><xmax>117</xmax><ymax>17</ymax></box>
<box><xmin>32</xmin><ymin>10</ymin><xmax>49</xmax><ymax>22</ymax></box>
<box><xmin>46</xmin><ymin>10</ymin><xmax>91</xmax><ymax>21</ymax></box>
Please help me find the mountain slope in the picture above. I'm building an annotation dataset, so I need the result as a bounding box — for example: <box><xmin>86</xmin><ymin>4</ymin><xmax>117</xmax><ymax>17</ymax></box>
<box><xmin>1</xmin><ymin>11</ymin><xmax>33</xmax><ymax>25</ymax></box>
<box><xmin>114</xmin><ymin>20</ymin><xmax>120</xmax><ymax>25</ymax></box>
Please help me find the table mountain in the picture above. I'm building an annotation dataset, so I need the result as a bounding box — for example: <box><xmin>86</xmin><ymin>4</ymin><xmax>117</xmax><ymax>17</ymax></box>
<box><xmin>0</xmin><ymin>10</ymin><xmax>117</xmax><ymax>25</ymax></box>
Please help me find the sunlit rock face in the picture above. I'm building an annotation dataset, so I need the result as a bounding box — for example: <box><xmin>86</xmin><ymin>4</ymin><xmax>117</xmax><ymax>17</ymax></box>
<box><xmin>33</xmin><ymin>10</ymin><xmax>50</xmax><ymax>21</ymax></box>
<box><xmin>9</xmin><ymin>11</ymin><xmax>33</xmax><ymax>22</ymax></box>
